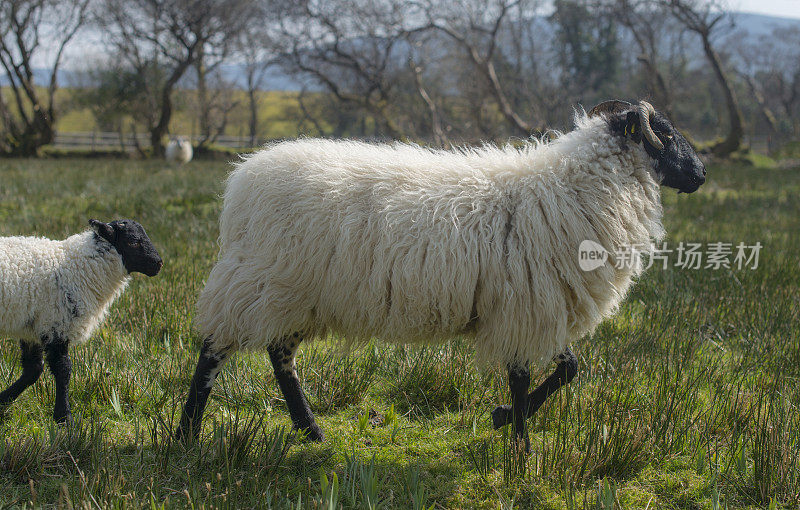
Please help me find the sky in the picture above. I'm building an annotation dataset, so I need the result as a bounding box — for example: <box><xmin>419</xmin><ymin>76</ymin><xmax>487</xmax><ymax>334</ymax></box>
<box><xmin>734</xmin><ymin>0</ymin><xmax>800</xmax><ymax>19</ymax></box>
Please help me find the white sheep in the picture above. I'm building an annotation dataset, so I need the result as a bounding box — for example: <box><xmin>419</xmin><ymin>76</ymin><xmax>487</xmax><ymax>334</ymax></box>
<box><xmin>166</xmin><ymin>137</ymin><xmax>193</xmax><ymax>165</ymax></box>
<box><xmin>176</xmin><ymin>100</ymin><xmax>706</xmax><ymax>448</ymax></box>
<box><xmin>0</xmin><ymin>220</ymin><xmax>162</xmax><ymax>423</ymax></box>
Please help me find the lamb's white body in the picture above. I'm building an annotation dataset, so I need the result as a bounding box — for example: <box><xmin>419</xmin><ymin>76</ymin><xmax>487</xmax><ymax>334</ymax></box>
<box><xmin>197</xmin><ymin>115</ymin><xmax>665</xmax><ymax>367</ymax></box>
<box><xmin>166</xmin><ymin>138</ymin><xmax>193</xmax><ymax>164</ymax></box>
<box><xmin>0</xmin><ymin>232</ymin><xmax>129</xmax><ymax>345</ymax></box>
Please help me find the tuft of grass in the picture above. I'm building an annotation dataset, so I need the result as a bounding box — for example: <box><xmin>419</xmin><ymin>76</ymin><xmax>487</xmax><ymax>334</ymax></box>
<box><xmin>301</xmin><ymin>344</ymin><xmax>381</xmax><ymax>413</ymax></box>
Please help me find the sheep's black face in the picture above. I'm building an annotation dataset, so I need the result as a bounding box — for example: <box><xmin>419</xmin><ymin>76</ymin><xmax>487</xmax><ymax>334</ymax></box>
<box><xmin>637</xmin><ymin>110</ymin><xmax>706</xmax><ymax>194</ymax></box>
<box><xmin>89</xmin><ymin>219</ymin><xmax>163</xmax><ymax>276</ymax></box>
<box><xmin>592</xmin><ymin>100</ymin><xmax>706</xmax><ymax>194</ymax></box>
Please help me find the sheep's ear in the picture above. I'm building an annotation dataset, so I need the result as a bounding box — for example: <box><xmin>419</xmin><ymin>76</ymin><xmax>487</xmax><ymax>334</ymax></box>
<box><xmin>624</xmin><ymin>110</ymin><xmax>643</xmax><ymax>144</ymax></box>
<box><xmin>588</xmin><ymin>100</ymin><xmax>632</xmax><ymax>118</ymax></box>
<box><xmin>89</xmin><ymin>219</ymin><xmax>115</xmax><ymax>243</ymax></box>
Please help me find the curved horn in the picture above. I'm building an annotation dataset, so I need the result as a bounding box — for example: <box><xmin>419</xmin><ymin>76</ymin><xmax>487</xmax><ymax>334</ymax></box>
<box><xmin>588</xmin><ymin>100</ymin><xmax>632</xmax><ymax>117</ymax></box>
<box><xmin>638</xmin><ymin>101</ymin><xmax>664</xmax><ymax>150</ymax></box>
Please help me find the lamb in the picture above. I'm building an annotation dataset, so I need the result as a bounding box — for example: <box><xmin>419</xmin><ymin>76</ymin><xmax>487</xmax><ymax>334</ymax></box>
<box><xmin>176</xmin><ymin>100</ymin><xmax>706</xmax><ymax>449</ymax></box>
<box><xmin>0</xmin><ymin>220</ymin><xmax>162</xmax><ymax>423</ymax></box>
<box><xmin>166</xmin><ymin>137</ymin><xmax>193</xmax><ymax>165</ymax></box>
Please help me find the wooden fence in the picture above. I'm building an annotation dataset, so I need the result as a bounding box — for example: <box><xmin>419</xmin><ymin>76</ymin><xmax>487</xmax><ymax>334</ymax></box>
<box><xmin>52</xmin><ymin>131</ymin><xmax>779</xmax><ymax>154</ymax></box>
<box><xmin>52</xmin><ymin>132</ymin><xmax>255</xmax><ymax>151</ymax></box>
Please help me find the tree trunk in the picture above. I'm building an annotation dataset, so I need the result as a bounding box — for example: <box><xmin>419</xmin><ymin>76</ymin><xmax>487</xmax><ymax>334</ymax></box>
<box><xmin>743</xmin><ymin>74</ymin><xmax>778</xmax><ymax>134</ymax></box>
<box><xmin>196</xmin><ymin>52</ymin><xmax>210</xmax><ymax>148</ymax></box>
<box><xmin>702</xmin><ymin>36</ymin><xmax>744</xmax><ymax>157</ymax></box>
<box><xmin>248</xmin><ymin>87</ymin><xmax>258</xmax><ymax>147</ymax></box>
<box><xmin>150</xmin><ymin>55</ymin><xmax>195</xmax><ymax>157</ymax></box>
<box><xmin>3</xmin><ymin>112</ymin><xmax>54</xmax><ymax>157</ymax></box>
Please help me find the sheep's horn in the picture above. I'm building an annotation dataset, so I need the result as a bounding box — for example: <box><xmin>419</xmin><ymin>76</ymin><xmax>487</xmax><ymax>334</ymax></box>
<box><xmin>638</xmin><ymin>101</ymin><xmax>664</xmax><ymax>150</ymax></box>
<box><xmin>588</xmin><ymin>100</ymin><xmax>632</xmax><ymax>117</ymax></box>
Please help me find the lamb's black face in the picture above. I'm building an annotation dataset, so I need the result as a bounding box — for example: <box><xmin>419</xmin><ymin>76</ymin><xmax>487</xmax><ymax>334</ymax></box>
<box><xmin>89</xmin><ymin>219</ymin><xmax>163</xmax><ymax>276</ymax></box>
<box><xmin>638</xmin><ymin>110</ymin><xmax>706</xmax><ymax>193</ymax></box>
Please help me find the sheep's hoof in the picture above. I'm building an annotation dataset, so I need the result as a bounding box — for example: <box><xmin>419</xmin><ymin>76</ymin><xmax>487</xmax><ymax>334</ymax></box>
<box><xmin>173</xmin><ymin>424</ymin><xmax>201</xmax><ymax>445</ymax></box>
<box><xmin>491</xmin><ymin>405</ymin><xmax>511</xmax><ymax>429</ymax></box>
<box><xmin>54</xmin><ymin>412</ymin><xmax>73</xmax><ymax>426</ymax></box>
<box><xmin>299</xmin><ymin>424</ymin><xmax>325</xmax><ymax>442</ymax></box>
<box><xmin>173</xmin><ymin>427</ymin><xmax>188</xmax><ymax>443</ymax></box>
<box><xmin>513</xmin><ymin>433</ymin><xmax>531</xmax><ymax>454</ymax></box>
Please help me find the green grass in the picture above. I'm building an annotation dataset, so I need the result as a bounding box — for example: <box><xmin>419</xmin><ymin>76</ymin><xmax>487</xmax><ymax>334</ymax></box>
<box><xmin>56</xmin><ymin>88</ymin><xmax>320</xmax><ymax>140</ymax></box>
<box><xmin>0</xmin><ymin>158</ymin><xmax>798</xmax><ymax>509</ymax></box>
<box><xmin>2</xmin><ymin>86</ymin><xmax>321</xmax><ymax>141</ymax></box>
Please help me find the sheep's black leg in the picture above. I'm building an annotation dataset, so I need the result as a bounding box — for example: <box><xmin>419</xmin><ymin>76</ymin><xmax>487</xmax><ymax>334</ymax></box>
<box><xmin>492</xmin><ymin>347</ymin><xmax>578</xmax><ymax>430</ymax></box>
<box><xmin>176</xmin><ymin>336</ymin><xmax>230</xmax><ymax>441</ymax></box>
<box><xmin>0</xmin><ymin>341</ymin><xmax>44</xmax><ymax>412</ymax></box>
<box><xmin>267</xmin><ymin>334</ymin><xmax>324</xmax><ymax>441</ymax></box>
<box><xmin>508</xmin><ymin>364</ymin><xmax>531</xmax><ymax>452</ymax></box>
<box><xmin>45</xmin><ymin>338</ymin><xmax>72</xmax><ymax>424</ymax></box>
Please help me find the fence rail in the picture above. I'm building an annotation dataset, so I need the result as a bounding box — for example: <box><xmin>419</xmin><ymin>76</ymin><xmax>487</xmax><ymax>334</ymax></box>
<box><xmin>52</xmin><ymin>131</ymin><xmax>779</xmax><ymax>154</ymax></box>
<box><xmin>52</xmin><ymin>132</ymin><xmax>255</xmax><ymax>151</ymax></box>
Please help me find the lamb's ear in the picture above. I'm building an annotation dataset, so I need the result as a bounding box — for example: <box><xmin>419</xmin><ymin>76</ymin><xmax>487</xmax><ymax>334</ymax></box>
<box><xmin>89</xmin><ymin>219</ymin><xmax>115</xmax><ymax>243</ymax></box>
<box><xmin>588</xmin><ymin>100</ymin><xmax>632</xmax><ymax>118</ymax></box>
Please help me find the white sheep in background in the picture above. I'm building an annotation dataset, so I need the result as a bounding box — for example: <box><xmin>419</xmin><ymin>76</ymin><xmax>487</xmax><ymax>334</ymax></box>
<box><xmin>176</xmin><ymin>100</ymin><xmax>706</xmax><ymax>448</ymax></box>
<box><xmin>0</xmin><ymin>220</ymin><xmax>162</xmax><ymax>423</ymax></box>
<box><xmin>166</xmin><ymin>137</ymin><xmax>193</xmax><ymax>165</ymax></box>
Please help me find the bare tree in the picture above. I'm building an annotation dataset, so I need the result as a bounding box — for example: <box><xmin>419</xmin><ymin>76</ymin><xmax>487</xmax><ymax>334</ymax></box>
<box><xmin>276</xmin><ymin>0</ymin><xmax>420</xmax><ymax>139</ymax></box>
<box><xmin>751</xmin><ymin>26</ymin><xmax>800</xmax><ymax>139</ymax></box>
<box><xmin>666</xmin><ymin>0</ymin><xmax>744</xmax><ymax>156</ymax></box>
<box><xmin>98</xmin><ymin>0</ymin><xmax>251</xmax><ymax>156</ymax></box>
<box><xmin>73</xmin><ymin>60</ymin><xmax>153</xmax><ymax>152</ymax></box>
<box><xmin>193</xmin><ymin>66</ymin><xmax>239</xmax><ymax>147</ymax></box>
<box><xmin>767</xmin><ymin>28</ymin><xmax>800</xmax><ymax>138</ymax></box>
<box><xmin>610</xmin><ymin>0</ymin><xmax>676</xmax><ymax>115</ymax></box>
<box><xmin>408</xmin><ymin>56</ymin><xmax>447</xmax><ymax>145</ymax></box>
<box><xmin>419</xmin><ymin>0</ymin><xmax>547</xmax><ymax>137</ymax></box>
<box><xmin>0</xmin><ymin>0</ymin><xmax>88</xmax><ymax>156</ymax></box>
<box><xmin>235</xmin><ymin>5</ymin><xmax>280</xmax><ymax>146</ymax></box>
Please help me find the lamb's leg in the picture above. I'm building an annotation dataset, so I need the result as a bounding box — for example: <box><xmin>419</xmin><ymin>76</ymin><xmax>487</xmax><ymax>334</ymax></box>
<box><xmin>492</xmin><ymin>347</ymin><xmax>578</xmax><ymax>430</ymax></box>
<box><xmin>0</xmin><ymin>341</ymin><xmax>44</xmax><ymax>412</ymax></box>
<box><xmin>508</xmin><ymin>363</ymin><xmax>531</xmax><ymax>452</ymax></box>
<box><xmin>175</xmin><ymin>336</ymin><xmax>231</xmax><ymax>441</ymax></box>
<box><xmin>267</xmin><ymin>334</ymin><xmax>324</xmax><ymax>441</ymax></box>
<box><xmin>45</xmin><ymin>339</ymin><xmax>72</xmax><ymax>424</ymax></box>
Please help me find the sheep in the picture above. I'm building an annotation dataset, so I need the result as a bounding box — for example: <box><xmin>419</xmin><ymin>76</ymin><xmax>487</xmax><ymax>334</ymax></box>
<box><xmin>166</xmin><ymin>137</ymin><xmax>193</xmax><ymax>165</ymax></box>
<box><xmin>0</xmin><ymin>220</ymin><xmax>162</xmax><ymax>423</ymax></box>
<box><xmin>176</xmin><ymin>100</ymin><xmax>706</xmax><ymax>449</ymax></box>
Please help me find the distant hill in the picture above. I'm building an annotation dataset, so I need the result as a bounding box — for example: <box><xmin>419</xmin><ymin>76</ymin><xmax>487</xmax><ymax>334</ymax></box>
<box><xmin>731</xmin><ymin>11</ymin><xmax>800</xmax><ymax>37</ymax></box>
<box><xmin>4</xmin><ymin>11</ymin><xmax>798</xmax><ymax>92</ymax></box>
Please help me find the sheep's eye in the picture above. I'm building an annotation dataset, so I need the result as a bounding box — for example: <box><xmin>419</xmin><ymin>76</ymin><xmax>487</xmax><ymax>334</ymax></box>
<box><xmin>130</xmin><ymin>241</ymin><xmax>141</xmax><ymax>248</ymax></box>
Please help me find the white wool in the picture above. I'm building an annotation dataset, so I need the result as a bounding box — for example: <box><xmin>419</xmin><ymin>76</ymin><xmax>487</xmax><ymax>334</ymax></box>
<box><xmin>166</xmin><ymin>138</ymin><xmax>193</xmax><ymax>164</ymax></box>
<box><xmin>0</xmin><ymin>231</ymin><xmax>130</xmax><ymax>345</ymax></box>
<box><xmin>196</xmin><ymin>115</ymin><xmax>665</xmax><ymax>367</ymax></box>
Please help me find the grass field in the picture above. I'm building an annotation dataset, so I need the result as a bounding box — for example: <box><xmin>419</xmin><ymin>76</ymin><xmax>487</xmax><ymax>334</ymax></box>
<box><xmin>2</xmin><ymin>87</ymin><xmax>324</xmax><ymax>141</ymax></box>
<box><xmin>0</xmin><ymin>157</ymin><xmax>798</xmax><ymax>509</ymax></box>
<box><xmin>54</xmin><ymin>88</ymin><xmax>322</xmax><ymax>141</ymax></box>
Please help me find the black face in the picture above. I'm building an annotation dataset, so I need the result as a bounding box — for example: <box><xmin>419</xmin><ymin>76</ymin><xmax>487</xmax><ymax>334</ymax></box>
<box><xmin>636</xmin><ymin>110</ymin><xmax>707</xmax><ymax>193</ymax></box>
<box><xmin>89</xmin><ymin>219</ymin><xmax>163</xmax><ymax>276</ymax></box>
<box><xmin>593</xmin><ymin>100</ymin><xmax>706</xmax><ymax>193</ymax></box>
